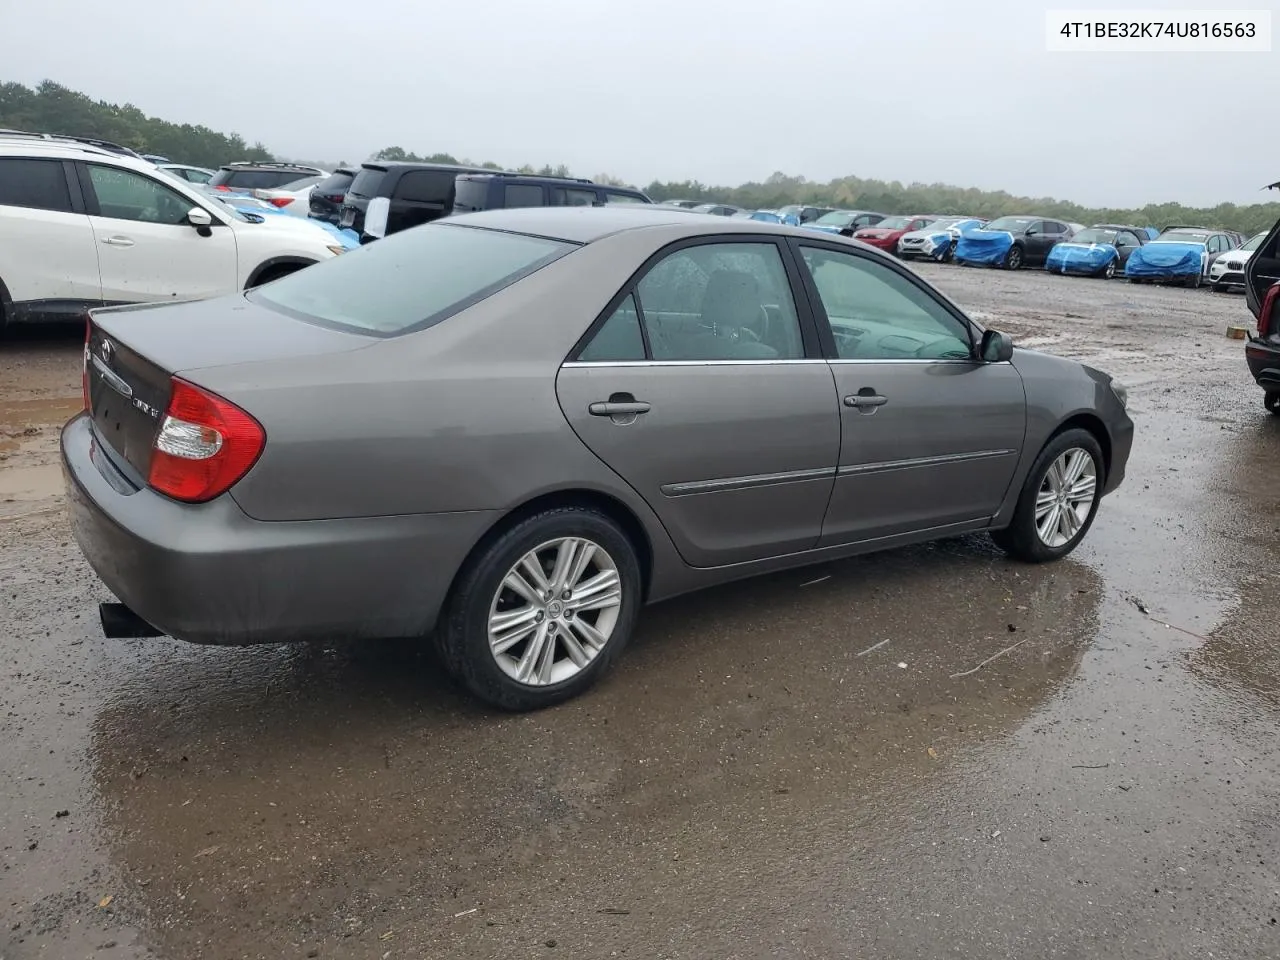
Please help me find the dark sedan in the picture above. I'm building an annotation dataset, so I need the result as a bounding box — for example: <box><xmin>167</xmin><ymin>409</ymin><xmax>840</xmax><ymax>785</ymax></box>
<box><xmin>64</xmin><ymin>206</ymin><xmax>1133</xmax><ymax>710</ymax></box>
<box><xmin>955</xmin><ymin>216</ymin><xmax>1076</xmax><ymax>270</ymax></box>
<box><xmin>1244</xmin><ymin>209</ymin><xmax>1280</xmax><ymax>413</ymax></box>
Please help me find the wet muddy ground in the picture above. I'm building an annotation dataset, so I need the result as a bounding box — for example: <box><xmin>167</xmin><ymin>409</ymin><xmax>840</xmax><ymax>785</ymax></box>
<box><xmin>2</xmin><ymin>266</ymin><xmax>1278</xmax><ymax>959</ymax></box>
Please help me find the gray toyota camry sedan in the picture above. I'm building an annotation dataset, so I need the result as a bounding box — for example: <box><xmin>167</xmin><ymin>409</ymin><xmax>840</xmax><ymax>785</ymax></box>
<box><xmin>63</xmin><ymin>205</ymin><xmax>1133</xmax><ymax>710</ymax></box>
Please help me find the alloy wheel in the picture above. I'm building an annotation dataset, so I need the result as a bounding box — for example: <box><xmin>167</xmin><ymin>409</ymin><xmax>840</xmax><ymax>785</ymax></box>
<box><xmin>1034</xmin><ymin>448</ymin><xmax>1098</xmax><ymax>548</ymax></box>
<box><xmin>1006</xmin><ymin>247</ymin><xmax>1023</xmax><ymax>270</ymax></box>
<box><xmin>487</xmin><ymin>537</ymin><xmax>623</xmax><ymax>686</ymax></box>
<box><xmin>1104</xmin><ymin>258</ymin><xmax>1116</xmax><ymax>279</ymax></box>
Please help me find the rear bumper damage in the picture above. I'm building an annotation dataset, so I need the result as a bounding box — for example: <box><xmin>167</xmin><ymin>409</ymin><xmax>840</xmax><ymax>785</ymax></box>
<box><xmin>61</xmin><ymin>414</ymin><xmax>496</xmax><ymax>646</ymax></box>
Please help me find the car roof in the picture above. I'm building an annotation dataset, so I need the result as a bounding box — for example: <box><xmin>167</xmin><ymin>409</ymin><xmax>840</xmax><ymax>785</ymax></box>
<box><xmin>361</xmin><ymin>160</ymin><xmax>491</xmax><ymax>173</ymax></box>
<box><xmin>458</xmin><ymin>171</ymin><xmax>602</xmax><ymax>186</ymax></box>
<box><xmin>1090</xmin><ymin>224</ymin><xmax>1144</xmax><ymax>231</ymax></box>
<box><xmin>445</xmin><ymin>204</ymin><xmax>865</xmax><ymax>245</ymax></box>
<box><xmin>220</xmin><ymin>161</ymin><xmax>322</xmax><ymax>172</ymax></box>
<box><xmin>0</xmin><ymin>140</ymin><xmax>164</xmax><ymax>173</ymax></box>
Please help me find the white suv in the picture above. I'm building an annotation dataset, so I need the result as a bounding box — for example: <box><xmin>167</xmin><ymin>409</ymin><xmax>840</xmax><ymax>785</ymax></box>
<box><xmin>0</xmin><ymin>137</ymin><xmax>344</xmax><ymax>331</ymax></box>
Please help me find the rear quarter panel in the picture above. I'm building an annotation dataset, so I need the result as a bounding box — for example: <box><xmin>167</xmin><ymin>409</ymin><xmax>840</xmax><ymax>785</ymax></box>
<box><xmin>193</xmin><ymin>227</ymin><xmax>685</xmax><ymax>524</ymax></box>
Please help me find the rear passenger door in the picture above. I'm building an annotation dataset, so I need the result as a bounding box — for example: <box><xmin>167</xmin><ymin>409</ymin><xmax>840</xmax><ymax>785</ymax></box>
<box><xmin>556</xmin><ymin>238</ymin><xmax>840</xmax><ymax>567</ymax></box>
<box><xmin>0</xmin><ymin>156</ymin><xmax>101</xmax><ymax>317</ymax></box>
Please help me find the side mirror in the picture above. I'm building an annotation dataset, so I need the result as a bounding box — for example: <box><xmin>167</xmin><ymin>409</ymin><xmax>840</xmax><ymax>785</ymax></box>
<box><xmin>187</xmin><ymin>206</ymin><xmax>213</xmax><ymax>237</ymax></box>
<box><xmin>980</xmin><ymin>329</ymin><xmax>1014</xmax><ymax>363</ymax></box>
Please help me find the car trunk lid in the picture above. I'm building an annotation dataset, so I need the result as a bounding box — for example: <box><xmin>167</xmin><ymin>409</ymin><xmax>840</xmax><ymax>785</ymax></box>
<box><xmin>86</xmin><ymin>296</ymin><xmax>372</xmax><ymax>482</ymax></box>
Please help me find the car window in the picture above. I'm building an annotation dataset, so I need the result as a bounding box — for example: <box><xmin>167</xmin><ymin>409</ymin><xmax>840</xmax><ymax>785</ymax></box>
<box><xmin>554</xmin><ymin>187</ymin><xmax>598</xmax><ymax>207</ymax></box>
<box><xmin>279</xmin><ymin>175</ymin><xmax>323</xmax><ymax>192</ymax></box>
<box><xmin>87</xmin><ymin>165</ymin><xmax>195</xmax><ymax>225</ymax></box>
<box><xmin>578</xmin><ymin>293</ymin><xmax>646</xmax><ymax>362</ymax></box>
<box><xmin>251</xmin><ymin>223</ymin><xmax>574</xmax><ymax>336</ymax></box>
<box><xmin>603</xmin><ymin>191</ymin><xmax>647</xmax><ymax>204</ymax></box>
<box><xmin>633</xmin><ymin>242</ymin><xmax>803</xmax><ymax>361</ymax></box>
<box><xmin>184</xmin><ymin>168</ymin><xmax>213</xmax><ymax>184</ymax></box>
<box><xmin>209</xmin><ymin>169</ymin><xmax>303</xmax><ymax>190</ymax></box>
<box><xmin>347</xmin><ymin>167</ymin><xmax>387</xmax><ymax>199</ymax></box>
<box><xmin>504</xmin><ymin>184</ymin><xmax>545</xmax><ymax>208</ymax></box>
<box><xmin>393</xmin><ymin>170</ymin><xmax>457</xmax><ymax>204</ymax></box>
<box><xmin>1206</xmin><ymin>236</ymin><xmax>1221</xmax><ymax>253</ymax></box>
<box><xmin>0</xmin><ymin>157</ymin><xmax>73</xmax><ymax>213</ymax></box>
<box><xmin>799</xmin><ymin>246</ymin><xmax>972</xmax><ymax>361</ymax></box>
<box><xmin>1116</xmin><ymin>231</ymin><xmax>1138</xmax><ymax>247</ymax></box>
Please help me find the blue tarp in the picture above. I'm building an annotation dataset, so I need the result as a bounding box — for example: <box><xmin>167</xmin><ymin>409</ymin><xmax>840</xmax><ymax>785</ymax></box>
<box><xmin>905</xmin><ymin>219</ymin><xmax>984</xmax><ymax>259</ymax></box>
<box><xmin>1143</xmin><ymin>227</ymin><xmax>1160</xmax><ymax>239</ymax></box>
<box><xmin>1045</xmin><ymin>241</ymin><xmax>1118</xmax><ymax>275</ymax></box>
<box><xmin>1123</xmin><ymin>241</ymin><xmax>1205</xmax><ymax>278</ymax></box>
<box><xmin>954</xmin><ymin>228</ymin><xmax>1014</xmax><ymax>265</ymax></box>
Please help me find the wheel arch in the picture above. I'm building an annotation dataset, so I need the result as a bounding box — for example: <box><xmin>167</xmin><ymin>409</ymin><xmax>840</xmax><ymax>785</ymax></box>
<box><xmin>1048</xmin><ymin>412</ymin><xmax>1112</xmax><ymax>480</ymax></box>
<box><xmin>245</xmin><ymin>256</ymin><xmax>316</xmax><ymax>289</ymax></box>
<box><xmin>447</xmin><ymin>488</ymin><xmax>656</xmax><ymax>610</ymax></box>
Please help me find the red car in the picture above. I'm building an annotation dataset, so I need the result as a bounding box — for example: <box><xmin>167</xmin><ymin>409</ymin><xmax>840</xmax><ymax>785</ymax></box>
<box><xmin>852</xmin><ymin>215</ymin><xmax>940</xmax><ymax>254</ymax></box>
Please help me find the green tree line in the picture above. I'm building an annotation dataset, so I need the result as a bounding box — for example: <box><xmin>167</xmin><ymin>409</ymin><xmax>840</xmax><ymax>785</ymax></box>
<box><xmin>0</xmin><ymin>80</ymin><xmax>272</xmax><ymax>168</ymax></box>
<box><xmin>3</xmin><ymin>80</ymin><xmax>1276</xmax><ymax>236</ymax></box>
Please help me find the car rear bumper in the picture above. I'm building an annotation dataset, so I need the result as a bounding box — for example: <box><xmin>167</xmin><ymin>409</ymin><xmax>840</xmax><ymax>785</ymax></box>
<box><xmin>61</xmin><ymin>414</ymin><xmax>496</xmax><ymax>646</ymax></box>
<box><xmin>1246</xmin><ymin>339</ymin><xmax>1280</xmax><ymax>392</ymax></box>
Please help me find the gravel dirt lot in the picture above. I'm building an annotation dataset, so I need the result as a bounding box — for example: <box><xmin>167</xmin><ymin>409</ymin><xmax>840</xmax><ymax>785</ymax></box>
<box><xmin>2</xmin><ymin>264</ymin><xmax>1279</xmax><ymax>960</ymax></box>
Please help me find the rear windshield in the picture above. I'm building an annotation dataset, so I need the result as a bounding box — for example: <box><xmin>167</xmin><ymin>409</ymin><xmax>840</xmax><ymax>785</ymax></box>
<box><xmin>347</xmin><ymin>167</ymin><xmax>387</xmax><ymax>199</ymax></box>
<box><xmin>453</xmin><ymin>178</ymin><xmax>490</xmax><ymax>212</ymax></box>
<box><xmin>249</xmin><ymin>224</ymin><xmax>576</xmax><ymax>336</ymax></box>
<box><xmin>1158</xmin><ymin>230</ymin><xmax>1210</xmax><ymax>243</ymax></box>
<box><xmin>209</xmin><ymin>168</ymin><xmax>307</xmax><ymax>190</ymax></box>
<box><xmin>315</xmin><ymin>170</ymin><xmax>355</xmax><ymax>195</ymax></box>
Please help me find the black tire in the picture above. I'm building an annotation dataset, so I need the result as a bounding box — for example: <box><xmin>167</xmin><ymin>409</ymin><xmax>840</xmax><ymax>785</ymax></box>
<box><xmin>1185</xmin><ymin>272</ymin><xmax>1202</xmax><ymax>289</ymax></box>
<box><xmin>1101</xmin><ymin>257</ymin><xmax>1117</xmax><ymax>279</ymax></box>
<box><xmin>990</xmin><ymin>428</ymin><xmax>1105</xmax><ymax>563</ymax></box>
<box><xmin>246</xmin><ymin>264</ymin><xmax>304</xmax><ymax>289</ymax></box>
<box><xmin>941</xmin><ymin>242</ymin><xmax>956</xmax><ymax>263</ymax></box>
<box><xmin>1004</xmin><ymin>245</ymin><xmax>1024</xmax><ymax>271</ymax></box>
<box><xmin>1266</xmin><ymin>391</ymin><xmax>1280</xmax><ymax>415</ymax></box>
<box><xmin>435</xmin><ymin>506</ymin><xmax>642</xmax><ymax>711</ymax></box>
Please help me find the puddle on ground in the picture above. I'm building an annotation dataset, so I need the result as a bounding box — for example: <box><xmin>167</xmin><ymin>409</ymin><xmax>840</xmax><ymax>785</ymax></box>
<box><xmin>0</xmin><ymin>395</ymin><xmax>81</xmax><ymax>431</ymax></box>
<box><xmin>0</xmin><ymin>463</ymin><xmax>63</xmax><ymax>502</ymax></box>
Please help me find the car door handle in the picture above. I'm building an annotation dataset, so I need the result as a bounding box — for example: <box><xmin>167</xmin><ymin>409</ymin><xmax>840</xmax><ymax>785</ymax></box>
<box><xmin>101</xmin><ymin>236</ymin><xmax>134</xmax><ymax>247</ymax></box>
<box><xmin>589</xmin><ymin>400</ymin><xmax>651</xmax><ymax>416</ymax></box>
<box><xmin>844</xmin><ymin>394</ymin><xmax>887</xmax><ymax>408</ymax></box>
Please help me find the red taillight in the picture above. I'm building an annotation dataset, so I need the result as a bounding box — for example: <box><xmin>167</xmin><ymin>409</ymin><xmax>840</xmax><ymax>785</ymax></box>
<box><xmin>81</xmin><ymin>316</ymin><xmax>91</xmax><ymax>410</ymax></box>
<box><xmin>146</xmin><ymin>379</ymin><xmax>265</xmax><ymax>503</ymax></box>
<box><xmin>1259</xmin><ymin>283</ymin><xmax>1280</xmax><ymax>337</ymax></box>
<box><xmin>268</xmin><ymin>197</ymin><xmax>293</xmax><ymax>208</ymax></box>
<box><xmin>215</xmin><ymin>184</ymin><xmax>231</xmax><ymax>192</ymax></box>
<box><xmin>325</xmin><ymin>194</ymin><xmax>345</xmax><ymax>203</ymax></box>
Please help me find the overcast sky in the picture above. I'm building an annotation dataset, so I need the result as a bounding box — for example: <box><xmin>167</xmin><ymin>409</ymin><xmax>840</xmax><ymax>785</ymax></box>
<box><xmin>4</xmin><ymin>0</ymin><xmax>1276</xmax><ymax>207</ymax></box>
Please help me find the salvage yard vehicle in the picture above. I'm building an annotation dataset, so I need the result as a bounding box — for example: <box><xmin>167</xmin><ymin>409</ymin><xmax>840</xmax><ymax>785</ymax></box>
<box><xmin>209</xmin><ymin>161</ymin><xmax>327</xmax><ymax>193</ymax></box>
<box><xmin>307</xmin><ymin>167</ymin><xmax>358</xmax><ymax>223</ymax></box>
<box><xmin>339</xmin><ymin>161</ymin><xmax>492</xmax><ymax>239</ymax></box>
<box><xmin>158</xmin><ymin>163</ymin><xmax>216</xmax><ymax>184</ymax></box>
<box><xmin>897</xmin><ymin>217</ymin><xmax>985</xmax><ymax>262</ymax></box>
<box><xmin>803</xmin><ymin>209</ymin><xmax>887</xmax><ymax>237</ymax></box>
<box><xmin>1124</xmin><ymin>226</ymin><xmax>1237</xmax><ymax>287</ymax></box>
<box><xmin>1209</xmin><ymin>232</ymin><xmax>1266</xmax><ymax>291</ymax></box>
<box><xmin>1044</xmin><ymin>224</ymin><xmax>1148</xmax><ymax>279</ymax></box>
<box><xmin>1244</xmin><ymin>204</ymin><xmax>1280</xmax><ymax>413</ymax></box>
<box><xmin>0</xmin><ymin>137</ymin><xmax>344</xmax><ymax>331</ymax></box>
<box><xmin>851</xmin><ymin>215</ymin><xmax>939</xmax><ymax>254</ymax></box>
<box><xmin>954</xmin><ymin>216</ymin><xmax>1076</xmax><ymax>270</ymax></box>
<box><xmin>777</xmin><ymin>204</ymin><xmax>835</xmax><ymax>226</ymax></box>
<box><xmin>63</xmin><ymin>205</ymin><xmax>1133</xmax><ymax>710</ymax></box>
<box><xmin>691</xmin><ymin>202</ymin><xmax>746</xmax><ymax>217</ymax></box>
<box><xmin>453</xmin><ymin>173</ymin><xmax>651</xmax><ymax>214</ymax></box>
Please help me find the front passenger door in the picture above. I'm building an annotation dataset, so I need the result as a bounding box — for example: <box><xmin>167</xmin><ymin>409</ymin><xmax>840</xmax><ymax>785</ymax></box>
<box><xmin>556</xmin><ymin>239</ymin><xmax>840</xmax><ymax>567</ymax></box>
<box><xmin>792</xmin><ymin>241</ymin><xmax>1027</xmax><ymax>545</ymax></box>
<box><xmin>82</xmin><ymin>163</ymin><xmax>237</xmax><ymax>304</ymax></box>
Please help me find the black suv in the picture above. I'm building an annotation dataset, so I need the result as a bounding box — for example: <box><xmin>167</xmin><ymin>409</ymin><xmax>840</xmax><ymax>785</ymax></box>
<box><xmin>308</xmin><ymin>167</ymin><xmax>358</xmax><ymax>223</ymax></box>
<box><xmin>452</xmin><ymin>173</ymin><xmax>651</xmax><ymax>214</ymax></box>
<box><xmin>1244</xmin><ymin>190</ymin><xmax>1280</xmax><ymax>414</ymax></box>
<box><xmin>208</xmin><ymin>161</ymin><xmax>326</xmax><ymax>192</ymax></box>
<box><xmin>339</xmin><ymin>161</ymin><xmax>491</xmax><ymax>239</ymax></box>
